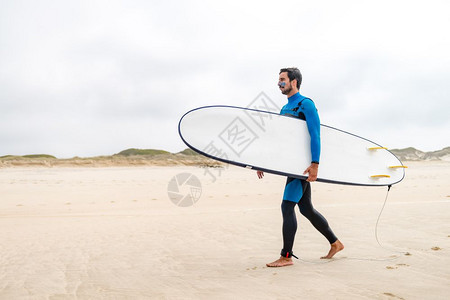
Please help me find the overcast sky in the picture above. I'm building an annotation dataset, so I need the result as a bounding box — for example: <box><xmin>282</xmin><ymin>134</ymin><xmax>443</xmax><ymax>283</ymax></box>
<box><xmin>1</xmin><ymin>0</ymin><xmax>449</xmax><ymax>158</ymax></box>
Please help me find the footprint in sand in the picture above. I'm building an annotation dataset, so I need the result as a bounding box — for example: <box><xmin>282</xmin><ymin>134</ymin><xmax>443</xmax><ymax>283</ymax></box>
<box><xmin>431</xmin><ymin>246</ymin><xmax>442</xmax><ymax>251</ymax></box>
<box><xmin>386</xmin><ymin>264</ymin><xmax>409</xmax><ymax>270</ymax></box>
<box><xmin>383</xmin><ymin>292</ymin><xmax>405</xmax><ymax>299</ymax></box>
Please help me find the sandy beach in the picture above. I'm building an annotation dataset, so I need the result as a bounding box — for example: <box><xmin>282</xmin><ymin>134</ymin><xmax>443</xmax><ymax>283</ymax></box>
<box><xmin>0</xmin><ymin>161</ymin><xmax>449</xmax><ymax>299</ymax></box>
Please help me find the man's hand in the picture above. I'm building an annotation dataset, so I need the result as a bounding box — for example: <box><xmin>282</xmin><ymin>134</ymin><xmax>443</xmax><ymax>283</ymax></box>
<box><xmin>257</xmin><ymin>170</ymin><xmax>264</xmax><ymax>179</ymax></box>
<box><xmin>303</xmin><ymin>163</ymin><xmax>319</xmax><ymax>182</ymax></box>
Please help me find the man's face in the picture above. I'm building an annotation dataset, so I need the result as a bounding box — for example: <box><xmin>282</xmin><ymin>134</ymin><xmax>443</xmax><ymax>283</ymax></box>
<box><xmin>278</xmin><ymin>72</ymin><xmax>293</xmax><ymax>95</ymax></box>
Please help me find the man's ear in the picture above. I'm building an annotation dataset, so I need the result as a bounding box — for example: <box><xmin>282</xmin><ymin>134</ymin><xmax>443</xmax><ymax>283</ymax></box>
<box><xmin>291</xmin><ymin>79</ymin><xmax>297</xmax><ymax>89</ymax></box>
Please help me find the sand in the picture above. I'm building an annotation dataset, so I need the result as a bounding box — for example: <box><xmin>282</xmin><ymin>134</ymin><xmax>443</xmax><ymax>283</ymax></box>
<box><xmin>0</xmin><ymin>161</ymin><xmax>449</xmax><ymax>299</ymax></box>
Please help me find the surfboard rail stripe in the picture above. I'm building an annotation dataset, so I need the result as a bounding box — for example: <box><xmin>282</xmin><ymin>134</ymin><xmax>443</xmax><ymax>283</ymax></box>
<box><xmin>368</xmin><ymin>147</ymin><xmax>388</xmax><ymax>150</ymax></box>
<box><xmin>389</xmin><ymin>165</ymin><xmax>408</xmax><ymax>169</ymax></box>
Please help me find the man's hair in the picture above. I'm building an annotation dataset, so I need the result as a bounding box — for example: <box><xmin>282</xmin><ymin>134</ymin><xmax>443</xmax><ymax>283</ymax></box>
<box><xmin>279</xmin><ymin>67</ymin><xmax>302</xmax><ymax>89</ymax></box>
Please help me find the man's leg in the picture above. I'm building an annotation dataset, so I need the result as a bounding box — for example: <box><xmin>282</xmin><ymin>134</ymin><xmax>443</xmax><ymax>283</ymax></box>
<box><xmin>298</xmin><ymin>180</ymin><xmax>344</xmax><ymax>259</ymax></box>
<box><xmin>267</xmin><ymin>200</ymin><xmax>297</xmax><ymax>267</ymax></box>
<box><xmin>281</xmin><ymin>200</ymin><xmax>298</xmax><ymax>257</ymax></box>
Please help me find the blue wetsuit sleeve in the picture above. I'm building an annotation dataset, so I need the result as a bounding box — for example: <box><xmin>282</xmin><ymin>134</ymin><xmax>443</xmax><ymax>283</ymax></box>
<box><xmin>302</xmin><ymin>99</ymin><xmax>321</xmax><ymax>163</ymax></box>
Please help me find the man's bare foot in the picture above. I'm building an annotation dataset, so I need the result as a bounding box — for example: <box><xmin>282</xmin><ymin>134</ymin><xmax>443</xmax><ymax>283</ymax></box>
<box><xmin>321</xmin><ymin>240</ymin><xmax>344</xmax><ymax>259</ymax></box>
<box><xmin>266</xmin><ymin>256</ymin><xmax>294</xmax><ymax>267</ymax></box>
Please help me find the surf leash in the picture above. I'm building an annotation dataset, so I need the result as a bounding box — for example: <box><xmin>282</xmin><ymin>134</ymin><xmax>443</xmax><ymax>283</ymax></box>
<box><xmin>375</xmin><ymin>185</ymin><xmax>391</xmax><ymax>248</ymax></box>
<box><xmin>374</xmin><ymin>184</ymin><xmax>410</xmax><ymax>256</ymax></box>
<box><xmin>280</xmin><ymin>249</ymin><xmax>298</xmax><ymax>259</ymax></box>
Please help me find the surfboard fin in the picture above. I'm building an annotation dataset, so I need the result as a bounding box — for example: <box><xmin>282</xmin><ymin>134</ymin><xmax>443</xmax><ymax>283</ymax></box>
<box><xmin>367</xmin><ymin>147</ymin><xmax>388</xmax><ymax>150</ymax></box>
<box><xmin>370</xmin><ymin>175</ymin><xmax>391</xmax><ymax>178</ymax></box>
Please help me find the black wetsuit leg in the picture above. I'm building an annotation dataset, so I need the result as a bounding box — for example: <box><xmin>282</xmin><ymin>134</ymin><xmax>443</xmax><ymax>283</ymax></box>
<box><xmin>281</xmin><ymin>200</ymin><xmax>297</xmax><ymax>253</ymax></box>
<box><xmin>298</xmin><ymin>180</ymin><xmax>338</xmax><ymax>244</ymax></box>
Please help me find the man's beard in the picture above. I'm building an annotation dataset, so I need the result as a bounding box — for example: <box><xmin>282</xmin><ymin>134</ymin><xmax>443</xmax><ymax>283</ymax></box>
<box><xmin>281</xmin><ymin>86</ymin><xmax>292</xmax><ymax>95</ymax></box>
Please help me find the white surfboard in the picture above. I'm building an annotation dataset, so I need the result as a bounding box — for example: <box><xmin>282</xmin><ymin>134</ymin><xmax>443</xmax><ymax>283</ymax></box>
<box><xmin>178</xmin><ymin>105</ymin><xmax>406</xmax><ymax>186</ymax></box>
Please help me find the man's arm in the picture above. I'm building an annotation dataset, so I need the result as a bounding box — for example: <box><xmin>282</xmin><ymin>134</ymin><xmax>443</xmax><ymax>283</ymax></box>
<box><xmin>302</xmin><ymin>99</ymin><xmax>321</xmax><ymax>181</ymax></box>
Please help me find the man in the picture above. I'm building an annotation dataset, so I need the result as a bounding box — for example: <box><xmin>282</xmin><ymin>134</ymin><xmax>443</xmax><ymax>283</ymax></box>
<box><xmin>257</xmin><ymin>67</ymin><xmax>344</xmax><ymax>267</ymax></box>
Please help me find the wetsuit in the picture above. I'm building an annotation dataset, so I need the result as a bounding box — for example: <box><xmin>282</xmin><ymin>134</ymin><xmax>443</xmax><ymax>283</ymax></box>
<box><xmin>279</xmin><ymin>92</ymin><xmax>337</xmax><ymax>258</ymax></box>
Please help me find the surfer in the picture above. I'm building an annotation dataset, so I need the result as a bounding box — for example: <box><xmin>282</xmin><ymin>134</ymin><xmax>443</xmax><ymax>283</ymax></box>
<box><xmin>257</xmin><ymin>67</ymin><xmax>344</xmax><ymax>267</ymax></box>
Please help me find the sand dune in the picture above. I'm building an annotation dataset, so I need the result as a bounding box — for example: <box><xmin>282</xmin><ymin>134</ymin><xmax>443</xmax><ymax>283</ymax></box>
<box><xmin>0</xmin><ymin>153</ymin><xmax>222</xmax><ymax>168</ymax></box>
<box><xmin>0</xmin><ymin>161</ymin><xmax>449</xmax><ymax>299</ymax></box>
